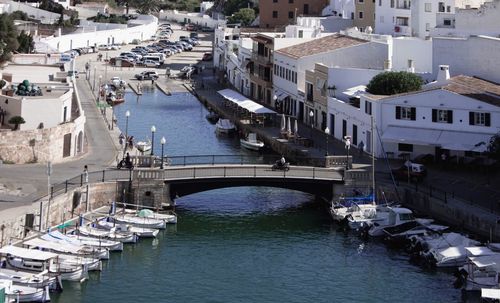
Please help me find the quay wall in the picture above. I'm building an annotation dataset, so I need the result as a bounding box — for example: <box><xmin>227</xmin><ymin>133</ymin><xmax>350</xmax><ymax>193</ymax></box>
<box><xmin>0</xmin><ymin>182</ymin><xmax>116</xmax><ymax>247</ymax></box>
<box><xmin>379</xmin><ymin>183</ymin><xmax>500</xmax><ymax>241</ymax></box>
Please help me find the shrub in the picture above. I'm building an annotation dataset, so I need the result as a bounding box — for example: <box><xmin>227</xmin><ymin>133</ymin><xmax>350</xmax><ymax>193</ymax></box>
<box><xmin>366</xmin><ymin>71</ymin><xmax>423</xmax><ymax>95</ymax></box>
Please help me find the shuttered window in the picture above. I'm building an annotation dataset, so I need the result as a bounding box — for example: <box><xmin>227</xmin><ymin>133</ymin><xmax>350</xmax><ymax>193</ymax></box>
<box><xmin>395</xmin><ymin>106</ymin><xmax>416</xmax><ymax>120</ymax></box>
<box><xmin>469</xmin><ymin>112</ymin><xmax>491</xmax><ymax>126</ymax></box>
<box><xmin>432</xmin><ymin>109</ymin><xmax>453</xmax><ymax>123</ymax></box>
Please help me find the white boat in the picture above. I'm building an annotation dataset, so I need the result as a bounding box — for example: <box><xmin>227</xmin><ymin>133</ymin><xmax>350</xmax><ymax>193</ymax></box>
<box><xmin>136</xmin><ymin>140</ymin><xmax>152</xmax><ymax>153</ymax></box>
<box><xmin>58</xmin><ymin>254</ymin><xmax>102</xmax><ymax>272</ymax></box>
<box><xmin>329</xmin><ymin>194</ymin><xmax>376</xmax><ymax>222</ymax></box>
<box><xmin>44</xmin><ymin>230</ymin><xmax>123</xmax><ymax>252</ymax></box>
<box><xmin>125</xmin><ymin>209</ymin><xmax>177</xmax><ymax>224</ymax></box>
<box><xmin>346</xmin><ymin>204</ymin><xmax>389</xmax><ymax>230</ymax></box>
<box><xmin>0</xmin><ymin>279</ymin><xmax>50</xmax><ymax>303</ymax></box>
<box><xmin>428</xmin><ymin>246</ymin><xmax>496</xmax><ymax>268</ymax></box>
<box><xmin>368</xmin><ymin>207</ymin><xmax>426</xmax><ymax>237</ymax></box>
<box><xmin>113</xmin><ymin>214</ymin><xmax>167</xmax><ymax>229</ymax></box>
<box><xmin>0</xmin><ymin>268</ymin><xmax>59</xmax><ymax>291</ymax></box>
<box><xmin>0</xmin><ymin>245</ymin><xmax>88</xmax><ymax>282</ymax></box>
<box><xmin>215</xmin><ymin>118</ymin><xmax>236</xmax><ymax>133</ymax></box>
<box><xmin>459</xmin><ymin>252</ymin><xmax>500</xmax><ymax>291</ymax></box>
<box><xmin>97</xmin><ymin>220</ymin><xmax>159</xmax><ymax>238</ymax></box>
<box><xmin>76</xmin><ymin>225</ymin><xmax>138</xmax><ymax>243</ymax></box>
<box><xmin>408</xmin><ymin>232</ymin><xmax>479</xmax><ymax>254</ymax></box>
<box><xmin>240</xmin><ymin>133</ymin><xmax>264</xmax><ymax>151</ymax></box>
<box><xmin>24</xmin><ymin>237</ymin><xmax>109</xmax><ymax>260</ymax></box>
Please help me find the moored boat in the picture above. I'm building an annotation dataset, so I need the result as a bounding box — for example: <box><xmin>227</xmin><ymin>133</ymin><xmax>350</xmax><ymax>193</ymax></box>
<box><xmin>0</xmin><ymin>279</ymin><xmax>50</xmax><ymax>303</ymax></box>
<box><xmin>76</xmin><ymin>225</ymin><xmax>138</xmax><ymax>243</ymax></box>
<box><xmin>240</xmin><ymin>133</ymin><xmax>264</xmax><ymax>151</ymax></box>
<box><xmin>44</xmin><ymin>230</ymin><xmax>123</xmax><ymax>252</ymax></box>
<box><xmin>136</xmin><ymin>140</ymin><xmax>152</xmax><ymax>153</ymax></box>
<box><xmin>97</xmin><ymin>220</ymin><xmax>160</xmax><ymax>238</ymax></box>
<box><xmin>113</xmin><ymin>214</ymin><xmax>167</xmax><ymax>229</ymax></box>
<box><xmin>0</xmin><ymin>268</ymin><xmax>59</xmax><ymax>291</ymax></box>
<box><xmin>215</xmin><ymin>118</ymin><xmax>236</xmax><ymax>134</ymax></box>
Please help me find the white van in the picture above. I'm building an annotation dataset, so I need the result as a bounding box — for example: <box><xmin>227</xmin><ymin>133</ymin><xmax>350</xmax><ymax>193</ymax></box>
<box><xmin>142</xmin><ymin>55</ymin><xmax>162</xmax><ymax>65</ymax></box>
<box><xmin>145</xmin><ymin>53</ymin><xmax>165</xmax><ymax>64</ymax></box>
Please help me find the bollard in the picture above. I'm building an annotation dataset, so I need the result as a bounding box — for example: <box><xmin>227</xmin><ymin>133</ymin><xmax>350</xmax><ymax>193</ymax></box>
<box><xmin>102</xmin><ymin>170</ymin><xmax>105</xmax><ymax>182</ymax></box>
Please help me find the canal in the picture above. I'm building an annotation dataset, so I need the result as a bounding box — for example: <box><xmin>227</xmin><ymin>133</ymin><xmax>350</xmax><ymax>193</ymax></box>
<box><xmin>52</xmin><ymin>88</ymin><xmax>465</xmax><ymax>302</ymax></box>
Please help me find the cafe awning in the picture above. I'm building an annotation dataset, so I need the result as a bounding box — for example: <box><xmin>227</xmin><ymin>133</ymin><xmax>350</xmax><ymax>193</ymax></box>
<box><xmin>218</xmin><ymin>89</ymin><xmax>277</xmax><ymax>114</ymax></box>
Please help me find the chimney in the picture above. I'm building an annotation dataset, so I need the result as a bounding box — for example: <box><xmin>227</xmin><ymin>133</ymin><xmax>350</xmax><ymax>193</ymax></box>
<box><xmin>384</xmin><ymin>59</ymin><xmax>392</xmax><ymax>71</ymax></box>
<box><xmin>407</xmin><ymin>59</ymin><xmax>415</xmax><ymax>73</ymax></box>
<box><xmin>436</xmin><ymin>65</ymin><xmax>450</xmax><ymax>83</ymax></box>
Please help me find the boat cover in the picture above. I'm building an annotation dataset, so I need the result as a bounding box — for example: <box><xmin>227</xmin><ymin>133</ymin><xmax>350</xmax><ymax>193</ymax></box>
<box><xmin>0</xmin><ymin>245</ymin><xmax>57</xmax><ymax>260</ymax></box>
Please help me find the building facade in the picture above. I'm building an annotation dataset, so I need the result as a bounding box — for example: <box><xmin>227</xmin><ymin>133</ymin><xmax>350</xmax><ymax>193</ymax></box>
<box><xmin>259</xmin><ymin>0</ymin><xmax>329</xmax><ymax>28</ymax></box>
<box><xmin>353</xmin><ymin>0</ymin><xmax>376</xmax><ymax>32</ymax></box>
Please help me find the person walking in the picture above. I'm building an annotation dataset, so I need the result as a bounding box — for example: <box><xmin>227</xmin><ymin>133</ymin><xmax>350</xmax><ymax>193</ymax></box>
<box><xmin>83</xmin><ymin>165</ymin><xmax>89</xmax><ymax>183</ymax></box>
<box><xmin>358</xmin><ymin>141</ymin><xmax>364</xmax><ymax>156</ymax></box>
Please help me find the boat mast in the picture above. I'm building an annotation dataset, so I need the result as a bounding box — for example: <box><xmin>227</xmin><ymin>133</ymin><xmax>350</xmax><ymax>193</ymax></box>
<box><xmin>371</xmin><ymin>116</ymin><xmax>376</xmax><ymax>204</ymax></box>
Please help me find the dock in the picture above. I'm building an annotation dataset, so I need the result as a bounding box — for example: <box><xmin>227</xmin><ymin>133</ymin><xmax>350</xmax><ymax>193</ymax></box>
<box><xmin>155</xmin><ymin>82</ymin><xmax>172</xmax><ymax>96</ymax></box>
<box><xmin>128</xmin><ymin>82</ymin><xmax>143</xmax><ymax>95</ymax></box>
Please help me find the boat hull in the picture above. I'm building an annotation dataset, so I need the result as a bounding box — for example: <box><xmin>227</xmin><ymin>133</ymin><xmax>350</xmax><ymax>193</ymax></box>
<box><xmin>240</xmin><ymin>139</ymin><xmax>264</xmax><ymax>151</ymax></box>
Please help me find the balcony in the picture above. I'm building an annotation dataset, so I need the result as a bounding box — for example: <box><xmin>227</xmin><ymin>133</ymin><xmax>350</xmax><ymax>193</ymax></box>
<box><xmin>249</xmin><ymin>73</ymin><xmax>272</xmax><ymax>88</ymax></box>
<box><xmin>251</xmin><ymin>53</ymin><xmax>272</xmax><ymax>66</ymax></box>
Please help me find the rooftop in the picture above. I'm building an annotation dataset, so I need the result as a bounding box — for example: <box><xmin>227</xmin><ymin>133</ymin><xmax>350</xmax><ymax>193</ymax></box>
<box><xmin>275</xmin><ymin>34</ymin><xmax>368</xmax><ymax>59</ymax></box>
<box><xmin>1</xmin><ymin>64</ymin><xmax>64</xmax><ymax>84</ymax></box>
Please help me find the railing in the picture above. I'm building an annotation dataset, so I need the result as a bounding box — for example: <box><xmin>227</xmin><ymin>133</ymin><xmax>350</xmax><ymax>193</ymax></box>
<box><xmin>251</xmin><ymin>53</ymin><xmax>272</xmax><ymax>65</ymax></box>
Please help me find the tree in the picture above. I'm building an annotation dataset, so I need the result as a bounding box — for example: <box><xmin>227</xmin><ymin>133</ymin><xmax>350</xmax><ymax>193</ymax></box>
<box><xmin>224</xmin><ymin>0</ymin><xmax>252</xmax><ymax>17</ymax></box>
<box><xmin>0</xmin><ymin>13</ymin><xmax>20</xmax><ymax>64</ymax></box>
<box><xmin>17</xmin><ymin>30</ymin><xmax>34</xmax><ymax>53</ymax></box>
<box><xmin>10</xmin><ymin>11</ymin><xmax>29</xmax><ymax>21</ymax></box>
<box><xmin>366</xmin><ymin>71</ymin><xmax>423</xmax><ymax>95</ymax></box>
<box><xmin>39</xmin><ymin>0</ymin><xmax>64</xmax><ymax>14</ymax></box>
<box><xmin>227</xmin><ymin>8</ymin><xmax>255</xmax><ymax>26</ymax></box>
<box><xmin>8</xmin><ymin>116</ymin><xmax>25</xmax><ymax>131</ymax></box>
<box><xmin>488</xmin><ymin>133</ymin><xmax>500</xmax><ymax>160</ymax></box>
<box><xmin>132</xmin><ymin>0</ymin><xmax>162</xmax><ymax>14</ymax></box>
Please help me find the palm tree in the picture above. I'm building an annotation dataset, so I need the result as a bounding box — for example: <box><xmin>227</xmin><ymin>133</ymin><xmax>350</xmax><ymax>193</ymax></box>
<box><xmin>131</xmin><ymin>0</ymin><xmax>161</xmax><ymax>14</ymax></box>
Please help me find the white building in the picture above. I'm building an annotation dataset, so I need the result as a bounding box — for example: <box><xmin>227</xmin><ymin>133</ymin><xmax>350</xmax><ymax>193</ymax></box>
<box><xmin>285</xmin><ymin>16</ymin><xmax>354</xmax><ymax>38</ymax></box>
<box><xmin>375</xmin><ymin>0</ymin><xmax>484</xmax><ymax>38</ymax></box>
<box><xmin>431</xmin><ymin>0</ymin><xmax>500</xmax><ymax>37</ymax></box>
<box><xmin>326</xmin><ymin>66</ymin><xmax>500</xmax><ymax>158</ymax></box>
<box><xmin>273</xmin><ymin>34</ymin><xmax>389</xmax><ymax>125</ymax></box>
<box><xmin>322</xmin><ymin>0</ymin><xmax>356</xmax><ymax>18</ymax></box>
<box><xmin>159</xmin><ymin>9</ymin><xmax>225</xmax><ymax>29</ymax></box>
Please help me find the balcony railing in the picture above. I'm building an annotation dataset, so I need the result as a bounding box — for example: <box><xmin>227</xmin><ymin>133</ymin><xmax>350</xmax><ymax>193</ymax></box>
<box><xmin>251</xmin><ymin>53</ymin><xmax>272</xmax><ymax>65</ymax></box>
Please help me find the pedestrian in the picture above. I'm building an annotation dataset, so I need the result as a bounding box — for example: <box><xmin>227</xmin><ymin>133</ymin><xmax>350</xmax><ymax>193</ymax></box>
<box><xmin>358</xmin><ymin>141</ymin><xmax>364</xmax><ymax>156</ymax></box>
<box><xmin>119</xmin><ymin>133</ymin><xmax>124</xmax><ymax>145</ymax></box>
<box><xmin>151</xmin><ymin>78</ymin><xmax>155</xmax><ymax>85</ymax></box>
<box><xmin>441</xmin><ymin>152</ymin><xmax>447</xmax><ymax>169</ymax></box>
<box><xmin>83</xmin><ymin>165</ymin><xmax>89</xmax><ymax>183</ymax></box>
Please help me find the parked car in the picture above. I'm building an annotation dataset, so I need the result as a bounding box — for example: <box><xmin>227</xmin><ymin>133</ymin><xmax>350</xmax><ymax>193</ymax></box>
<box><xmin>202</xmin><ymin>52</ymin><xmax>213</xmax><ymax>61</ymax></box>
<box><xmin>391</xmin><ymin>161</ymin><xmax>427</xmax><ymax>182</ymax></box>
<box><xmin>201</xmin><ymin>26</ymin><xmax>212</xmax><ymax>32</ymax></box>
<box><xmin>190</xmin><ymin>32</ymin><xmax>199</xmax><ymax>39</ymax></box>
<box><xmin>134</xmin><ymin>71</ymin><xmax>159</xmax><ymax>80</ymax></box>
<box><xmin>185</xmin><ymin>23</ymin><xmax>196</xmax><ymax>31</ymax></box>
<box><xmin>143</xmin><ymin>59</ymin><xmax>161</xmax><ymax>68</ymax></box>
<box><xmin>111</xmin><ymin>76</ymin><xmax>126</xmax><ymax>87</ymax></box>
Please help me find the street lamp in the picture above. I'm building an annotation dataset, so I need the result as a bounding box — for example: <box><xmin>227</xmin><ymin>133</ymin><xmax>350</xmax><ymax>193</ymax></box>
<box><xmin>325</xmin><ymin>127</ymin><xmax>330</xmax><ymax>156</ymax></box>
<box><xmin>123</xmin><ymin>110</ymin><xmax>130</xmax><ymax>157</ymax></box>
<box><xmin>345</xmin><ymin>136</ymin><xmax>351</xmax><ymax>170</ymax></box>
<box><xmin>97</xmin><ymin>75</ymin><xmax>102</xmax><ymax>102</ymax></box>
<box><xmin>309</xmin><ymin>110</ymin><xmax>314</xmax><ymax>138</ymax></box>
<box><xmin>150</xmin><ymin>125</ymin><xmax>156</xmax><ymax>156</ymax></box>
<box><xmin>160</xmin><ymin>136</ymin><xmax>166</xmax><ymax>169</ymax></box>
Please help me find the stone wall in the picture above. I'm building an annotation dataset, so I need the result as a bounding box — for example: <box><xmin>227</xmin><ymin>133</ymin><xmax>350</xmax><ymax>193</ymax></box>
<box><xmin>0</xmin><ymin>115</ymin><xmax>85</xmax><ymax>163</ymax></box>
<box><xmin>0</xmin><ymin>182</ymin><xmax>116</xmax><ymax>247</ymax></box>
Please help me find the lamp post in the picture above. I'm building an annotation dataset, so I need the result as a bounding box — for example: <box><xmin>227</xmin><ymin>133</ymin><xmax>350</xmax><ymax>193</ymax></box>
<box><xmin>150</xmin><ymin>125</ymin><xmax>156</xmax><ymax>156</ymax></box>
<box><xmin>97</xmin><ymin>75</ymin><xmax>102</xmax><ymax>102</ymax></box>
<box><xmin>160</xmin><ymin>136</ymin><xmax>166</xmax><ymax>169</ymax></box>
<box><xmin>309</xmin><ymin>110</ymin><xmax>314</xmax><ymax>139</ymax></box>
<box><xmin>345</xmin><ymin>136</ymin><xmax>351</xmax><ymax>170</ymax></box>
<box><xmin>325</xmin><ymin>127</ymin><xmax>330</xmax><ymax>156</ymax></box>
<box><xmin>123</xmin><ymin>110</ymin><xmax>130</xmax><ymax>157</ymax></box>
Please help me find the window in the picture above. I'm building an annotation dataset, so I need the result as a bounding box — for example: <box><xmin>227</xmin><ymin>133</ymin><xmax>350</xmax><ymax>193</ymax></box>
<box><xmin>395</xmin><ymin>106</ymin><xmax>416</xmax><ymax>120</ymax></box>
<box><xmin>425</xmin><ymin>23</ymin><xmax>430</xmax><ymax>31</ymax></box>
<box><xmin>352</xmin><ymin>124</ymin><xmax>358</xmax><ymax>145</ymax></box>
<box><xmin>438</xmin><ymin>2</ymin><xmax>445</xmax><ymax>12</ymax></box>
<box><xmin>289</xmin><ymin>0</ymin><xmax>293</xmax><ymax>3</ymax></box>
<box><xmin>446</xmin><ymin>5</ymin><xmax>451</xmax><ymax>12</ymax></box>
<box><xmin>289</xmin><ymin>11</ymin><xmax>294</xmax><ymax>19</ymax></box>
<box><xmin>272</xmin><ymin>11</ymin><xmax>278</xmax><ymax>18</ymax></box>
<box><xmin>390</xmin><ymin>0</ymin><xmax>394</xmax><ymax>8</ymax></box>
<box><xmin>303</xmin><ymin>4</ymin><xmax>309</xmax><ymax>14</ymax></box>
<box><xmin>298</xmin><ymin>30</ymin><xmax>303</xmax><ymax>38</ymax></box>
<box><xmin>358</xmin><ymin>11</ymin><xmax>364</xmax><ymax>19</ymax></box>
<box><xmin>469</xmin><ymin>112</ymin><xmax>491</xmax><ymax>126</ymax></box>
<box><xmin>432</xmin><ymin>109</ymin><xmax>453</xmax><ymax>123</ymax></box>
<box><xmin>342</xmin><ymin>120</ymin><xmax>347</xmax><ymax>138</ymax></box>
<box><xmin>359</xmin><ymin>0</ymin><xmax>364</xmax><ymax>2</ymax></box>
<box><xmin>396</xmin><ymin>17</ymin><xmax>409</xmax><ymax>26</ymax></box>
<box><xmin>365</xmin><ymin>101</ymin><xmax>372</xmax><ymax>115</ymax></box>
<box><xmin>306</xmin><ymin>83</ymin><xmax>313</xmax><ymax>101</ymax></box>
<box><xmin>425</xmin><ymin>3</ymin><xmax>432</xmax><ymax>12</ymax></box>
<box><xmin>443</xmin><ymin>19</ymin><xmax>451</xmax><ymax>26</ymax></box>
<box><xmin>398</xmin><ymin>143</ymin><xmax>413</xmax><ymax>152</ymax></box>
<box><xmin>273</xmin><ymin>0</ymin><xmax>278</xmax><ymax>2</ymax></box>
<box><xmin>273</xmin><ymin>65</ymin><xmax>277</xmax><ymax>75</ymax></box>
<box><xmin>330</xmin><ymin>114</ymin><xmax>335</xmax><ymax>137</ymax></box>
<box><xmin>379</xmin><ymin>0</ymin><xmax>382</xmax><ymax>5</ymax></box>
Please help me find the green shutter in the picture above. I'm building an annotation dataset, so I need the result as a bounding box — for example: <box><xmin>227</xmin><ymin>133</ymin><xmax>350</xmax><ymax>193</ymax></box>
<box><xmin>432</xmin><ymin>109</ymin><xmax>437</xmax><ymax>122</ymax></box>
<box><xmin>469</xmin><ymin>112</ymin><xmax>475</xmax><ymax>125</ymax></box>
<box><xmin>447</xmin><ymin>110</ymin><xmax>453</xmax><ymax>123</ymax></box>
<box><xmin>485</xmin><ymin>113</ymin><xmax>491</xmax><ymax>126</ymax></box>
<box><xmin>410</xmin><ymin>107</ymin><xmax>416</xmax><ymax>120</ymax></box>
<box><xmin>395</xmin><ymin>106</ymin><xmax>401</xmax><ymax>119</ymax></box>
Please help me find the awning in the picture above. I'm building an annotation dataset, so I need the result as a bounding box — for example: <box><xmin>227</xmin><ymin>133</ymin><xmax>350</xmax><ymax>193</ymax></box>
<box><xmin>382</xmin><ymin>126</ymin><xmax>441</xmax><ymax>146</ymax></box>
<box><xmin>382</xmin><ymin>126</ymin><xmax>491</xmax><ymax>152</ymax></box>
<box><xmin>0</xmin><ymin>245</ymin><xmax>58</xmax><ymax>260</ymax></box>
<box><xmin>274</xmin><ymin>89</ymin><xmax>288</xmax><ymax>101</ymax></box>
<box><xmin>343</xmin><ymin>85</ymin><xmax>367</xmax><ymax>97</ymax></box>
<box><xmin>218</xmin><ymin>89</ymin><xmax>277</xmax><ymax>114</ymax></box>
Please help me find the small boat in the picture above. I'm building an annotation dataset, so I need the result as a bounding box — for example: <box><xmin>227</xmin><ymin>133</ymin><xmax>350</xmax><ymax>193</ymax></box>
<box><xmin>0</xmin><ymin>245</ymin><xmax>88</xmax><ymax>283</ymax></box>
<box><xmin>458</xmin><ymin>252</ymin><xmax>500</xmax><ymax>291</ymax></box>
<box><xmin>57</xmin><ymin>254</ymin><xmax>102</xmax><ymax>272</ymax></box>
<box><xmin>0</xmin><ymin>279</ymin><xmax>50</xmax><ymax>303</ymax></box>
<box><xmin>368</xmin><ymin>207</ymin><xmax>430</xmax><ymax>237</ymax></box>
<box><xmin>113</xmin><ymin>214</ymin><xmax>167</xmax><ymax>229</ymax></box>
<box><xmin>125</xmin><ymin>209</ymin><xmax>178</xmax><ymax>224</ymax></box>
<box><xmin>329</xmin><ymin>193</ymin><xmax>376</xmax><ymax>222</ymax></box>
<box><xmin>382</xmin><ymin>221</ymin><xmax>449</xmax><ymax>248</ymax></box>
<box><xmin>76</xmin><ymin>225</ymin><xmax>138</xmax><ymax>243</ymax></box>
<box><xmin>97</xmin><ymin>220</ymin><xmax>160</xmax><ymax>238</ymax></box>
<box><xmin>205</xmin><ymin>111</ymin><xmax>220</xmax><ymax>124</ymax></box>
<box><xmin>0</xmin><ymin>268</ymin><xmax>59</xmax><ymax>291</ymax></box>
<box><xmin>44</xmin><ymin>230</ymin><xmax>123</xmax><ymax>252</ymax></box>
<box><xmin>240</xmin><ymin>133</ymin><xmax>264</xmax><ymax>151</ymax></box>
<box><xmin>23</xmin><ymin>237</ymin><xmax>109</xmax><ymax>260</ymax></box>
<box><xmin>215</xmin><ymin>118</ymin><xmax>236</xmax><ymax>134</ymax></box>
<box><xmin>426</xmin><ymin>246</ymin><xmax>496</xmax><ymax>268</ymax></box>
<box><xmin>136</xmin><ymin>140</ymin><xmax>152</xmax><ymax>153</ymax></box>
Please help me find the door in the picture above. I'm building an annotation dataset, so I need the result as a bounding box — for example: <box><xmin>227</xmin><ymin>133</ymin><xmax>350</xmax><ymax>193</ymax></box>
<box><xmin>63</xmin><ymin>133</ymin><xmax>72</xmax><ymax>157</ymax></box>
<box><xmin>298</xmin><ymin>102</ymin><xmax>304</xmax><ymax>122</ymax></box>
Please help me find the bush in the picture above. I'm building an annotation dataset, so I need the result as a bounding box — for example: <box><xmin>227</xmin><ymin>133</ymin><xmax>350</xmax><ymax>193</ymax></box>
<box><xmin>8</xmin><ymin>116</ymin><xmax>25</xmax><ymax>131</ymax></box>
<box><xmin>366</xmin><ymin>71</ymin><xmax>423</xmax><ymax>95</ymax></box>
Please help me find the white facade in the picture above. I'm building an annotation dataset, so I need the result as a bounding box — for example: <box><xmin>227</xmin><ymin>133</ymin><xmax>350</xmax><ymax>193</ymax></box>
<box><xmin>0</xmin><ymin>0</ymin><xmax>68</xmax><ymax>24</ymax></box>
<box><xmin>432</xmin><ymin>0</ymin><xmax>500</xmax><ymax>37</ymax></box>
<box><xmin>433</xmin><ymin>35</ymin><xmax>500</xmax><ymax>83</ymax></box>
<box><xmin>285</xmin><ymin>16</ymin><xmax>354</xmax><ymax>38</ymax></box>
<box><xmin>159</xmin><ymin>10</ymin><xmax>225</xmax><ymax>28</ymax></box>
<box><xmin>200</xmin><ymin>1</ymin><xmax>214</xmax><ymax>14</ymax></box>
<box><xmin>375</xmin><ymin>0</ymin><xmax>484</xmax><ymax>38</ymax></box>
<box><xmin>327</xmin><ymin>75</ymin><xmax>500</xmax><ymax>158</ymax></box>
<box><xmin>322</xmin><ymin>0</ymin><xmax>355</xmax><ymax>19</ymax></box>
